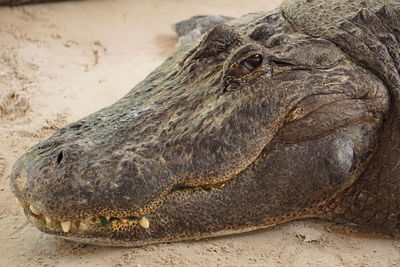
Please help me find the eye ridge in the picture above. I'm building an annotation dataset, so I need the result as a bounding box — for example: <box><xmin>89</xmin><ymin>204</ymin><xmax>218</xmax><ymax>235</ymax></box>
<box><xmin>240</xmin><ymin>54</ymin><xmax>263</xmax><ymax>72</ymax></box>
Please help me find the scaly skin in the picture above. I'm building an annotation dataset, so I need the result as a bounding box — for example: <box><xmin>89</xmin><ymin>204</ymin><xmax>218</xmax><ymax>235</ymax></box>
<box><xmin>9</xmin><ymin>0</ymin><xmax>400</xmax><ymax>246</ymax></box>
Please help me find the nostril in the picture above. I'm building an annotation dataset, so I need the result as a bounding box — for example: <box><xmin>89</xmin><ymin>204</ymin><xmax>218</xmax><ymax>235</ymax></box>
<box><xmin>56</xmin><ymin>151</ymin><xmax>63</xmax><ymax>165</ymax></box>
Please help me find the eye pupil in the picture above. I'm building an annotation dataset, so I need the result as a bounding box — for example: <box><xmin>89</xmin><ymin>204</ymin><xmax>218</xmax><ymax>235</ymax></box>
<box><xmin>241</xmin><ymin>54</ymin><xmax>263</xmax><ymax>72</ymax></box>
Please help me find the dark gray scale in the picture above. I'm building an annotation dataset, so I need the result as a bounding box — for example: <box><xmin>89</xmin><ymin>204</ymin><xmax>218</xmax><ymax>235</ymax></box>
<box><xmin>350</xmin><ymin>8</ymin><xmax>400</xmax><ymax>73</ymax></box>
<box><xmin>250</xmin><ymin>24</ymin><xmax>275</xmax><ymax>41</ymax></box>
<box><xmin>377</xmin><ymin>5</ymin><xmax>400</xmax><ymax>41</ymax></box>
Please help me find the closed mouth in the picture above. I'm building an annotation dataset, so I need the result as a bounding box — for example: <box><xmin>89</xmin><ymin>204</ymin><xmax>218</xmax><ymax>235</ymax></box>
<box><xmin>16</xmin><ymin>198</ymin><xmax>150</xmax><ymax>234</ymax></box>
<box><xmin>14</xmin><ymin>177</ymin><xmax>230</xmax><ymax>237</ymax></box>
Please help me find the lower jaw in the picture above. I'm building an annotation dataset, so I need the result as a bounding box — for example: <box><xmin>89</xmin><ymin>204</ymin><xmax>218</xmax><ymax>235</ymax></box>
<box><xmin>23</xmin><ymin>206</ymin><xmax>315</xmax><ymax>247</ymax></box>
<box><xmin>23</xmin><ymin>203</ymin><xmax>280</xmax><ymax>247</ymax></box>
<box><xmin>50</xmin><ymin>223</ymin><xmax>280</xmax><ymax>247</ymax></box>
<box><xmin>59</xmin><ymin>235</ymin><xmax>166</xmax><ymax>247</ymax></box>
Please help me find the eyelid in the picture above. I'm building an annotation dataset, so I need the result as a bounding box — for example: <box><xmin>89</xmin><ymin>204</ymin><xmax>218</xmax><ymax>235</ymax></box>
<box><xmin>268</xmin><ymin>38</ymin><xmax>344</xmax><ymax>68</ymax></box>
<box><xmin>270</xmin><ymin>54</ymin><xmax>342</xmax><ymax>71</ymax></box>
<box><xmin>223</xmin><ymin>44</ymin><xmax>265</xmax><ymax>74</ymax></box>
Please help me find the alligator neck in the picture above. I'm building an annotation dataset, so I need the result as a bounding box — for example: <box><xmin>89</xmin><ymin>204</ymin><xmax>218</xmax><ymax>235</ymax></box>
<box><xmin>322</xmin><ymin>108</ymin><xmax>400</xmax><ymax>233</ymax></box>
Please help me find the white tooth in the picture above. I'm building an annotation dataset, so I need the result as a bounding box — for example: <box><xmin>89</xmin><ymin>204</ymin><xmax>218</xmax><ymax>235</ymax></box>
<box><xmin>45</xmin><ymin>217</ymin><xmax>52</xmax><ymax>224</ymax></box>
<box><xmin>138</xmin><ymin>217</ymin><xmax>149</xmax><ymax>229</ymax></box>
<box><xmin>105</xmin><ymin>216</ymin><xmax>111</xmax><ymax>220</ymax></box>
<box><xmin>61</xmin><ymin>221</ymin><xmax>71</xmax><ymax>233</ymax></box>
<box><xmin>29</xmin><ymin>205</ymin><xmax>40</xmax><ymax>216</ymax></box>
<box><xmin>16</xmin><ymin>198</ymin><xmax>24</xmax><ymax>207</ymax></box>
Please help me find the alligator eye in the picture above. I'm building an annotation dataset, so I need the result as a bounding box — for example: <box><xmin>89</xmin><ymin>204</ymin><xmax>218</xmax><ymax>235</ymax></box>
<box><xmin>239</xmin><ymin>54</ymin><xmax>263</xmax><ymax>75</ymax></box>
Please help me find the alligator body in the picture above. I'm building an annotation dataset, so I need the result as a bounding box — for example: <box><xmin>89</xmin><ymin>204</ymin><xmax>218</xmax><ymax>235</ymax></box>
<box><xmin>9</xmin><ymin>0</ymin><xmax>400</xmax><ymax>246</ymax></box>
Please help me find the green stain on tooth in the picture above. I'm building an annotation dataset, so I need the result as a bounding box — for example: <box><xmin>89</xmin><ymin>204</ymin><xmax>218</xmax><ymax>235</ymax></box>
<box><xmin>99</xmin><ymin>216</ymin><xmax>111</xmax><ymax>227</ymax></box>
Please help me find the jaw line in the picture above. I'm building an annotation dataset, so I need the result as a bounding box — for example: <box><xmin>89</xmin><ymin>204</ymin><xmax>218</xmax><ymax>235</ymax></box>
<box><xmin>16</xmin><ymin>134</ymin><xmax>276</xmax><ymax>245</ymax></box>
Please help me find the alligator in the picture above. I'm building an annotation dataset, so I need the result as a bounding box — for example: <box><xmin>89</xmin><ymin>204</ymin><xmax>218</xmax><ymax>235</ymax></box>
<box><xmin>8</xmin><ymin>0</ymin><xmax>400</xmax><ymax>246</ymax></box>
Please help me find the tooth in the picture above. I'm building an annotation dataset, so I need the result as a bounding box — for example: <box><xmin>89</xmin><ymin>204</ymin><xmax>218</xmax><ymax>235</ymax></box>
<box><xmin>29</xmin><ymin>205</ymin><xmax>40</xmax><ymax>216</ymax></box>
<box><xmin>105</xmin><ymin>216</ymin><xmax>111</xmax><ymax>220</ymax></box>
<box><xmin>45</xmin><ymin>217</ymin><xmax>52</xmax><ymax>224</ymax></box>
<box><xmin>61</xmin><ymin>221</ymin><xmax>71</xmax><ymax>233</ymax></box>
<box><xmin>138</xmin><ymin>217</ymin><xmax>149</xmax><ymax>229</ymax></box>
<box><xmin>16</xmin><ymin>198</ymin><xmax>24</xmax><ymax>207</ymax></box>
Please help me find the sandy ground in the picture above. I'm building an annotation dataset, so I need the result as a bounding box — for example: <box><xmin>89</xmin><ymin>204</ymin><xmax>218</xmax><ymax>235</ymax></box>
<box><xmin>1</xmin><ymin>0</ymin><xmax>400</xmax><ymax>266</ymax></box>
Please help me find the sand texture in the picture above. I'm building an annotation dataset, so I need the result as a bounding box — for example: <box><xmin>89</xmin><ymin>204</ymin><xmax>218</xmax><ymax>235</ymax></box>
<box><xmin>1</xmin><ymin>0</ymin><xmax>400</xmax><ymax>266</ymax></box>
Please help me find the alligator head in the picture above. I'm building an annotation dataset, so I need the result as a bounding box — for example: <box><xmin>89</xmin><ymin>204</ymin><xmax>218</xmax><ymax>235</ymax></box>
<box><xmin>10</xmin><ymin>0</ymin><xmax>400</xmax><ymax>246</ymax></box>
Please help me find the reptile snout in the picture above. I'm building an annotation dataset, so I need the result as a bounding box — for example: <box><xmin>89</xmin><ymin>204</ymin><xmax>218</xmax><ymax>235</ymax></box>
<box><xmin>10</xmin><ymin>130</ymin><xmax>174</xmax><ymax>222</ymax></box>
<box><xmin>10</xmin><ymin>141</ymin><xmax>153</xmax><ymax>234</ymax></box>
<box><xmin>11</xmin><ymin>141</ymin><xmax>96</xmax><ymax>213</ymax></box>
